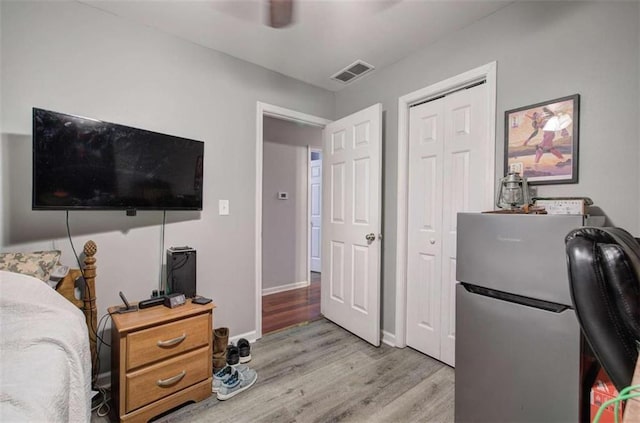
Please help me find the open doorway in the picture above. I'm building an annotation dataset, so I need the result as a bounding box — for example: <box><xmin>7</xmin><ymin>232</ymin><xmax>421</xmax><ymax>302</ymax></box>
<box><xmin>258</xmin><ymin>110</ymin><xmax>328</xmax><ymax>335</ymax></box>
<box><xmin>256</xmin><ymin>101</ymin><xmax>383</xmax><ymax>345</ymax></box>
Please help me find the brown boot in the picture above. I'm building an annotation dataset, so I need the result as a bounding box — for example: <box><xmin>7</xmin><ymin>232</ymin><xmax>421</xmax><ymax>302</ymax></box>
<box><xmin>212</xmin><ymin>327</ymin><xmax>229</xmax><ymax>372</ymax></box>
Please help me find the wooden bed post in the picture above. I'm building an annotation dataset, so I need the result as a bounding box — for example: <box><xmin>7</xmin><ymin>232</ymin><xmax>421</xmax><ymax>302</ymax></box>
<box><xmin>83</xmin><ymin>240</ymin><xmax>98</xmax><ymax>378</ymax></box>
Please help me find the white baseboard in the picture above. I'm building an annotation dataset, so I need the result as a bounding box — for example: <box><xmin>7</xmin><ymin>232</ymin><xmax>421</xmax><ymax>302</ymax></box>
<box><xmin>230</xmin><ymin>329</ymin><xmax>258</xmax><ymax>344</ymax></box>
<box><xmin>262</xmin><ymin>280</ymin><xmax>310</xmax><ymax>296</ymax></box>
<box><xmin>381</xmin><ymin>330</ymin><xmax>397</xmax><ymax>347</ymax></box>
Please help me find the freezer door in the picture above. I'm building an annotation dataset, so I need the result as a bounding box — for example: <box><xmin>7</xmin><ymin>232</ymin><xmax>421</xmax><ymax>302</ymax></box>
<box><xmin>456</xmin><ymin>213</ymin><xmax>584</xmax><ymax>305</ymax></box>
<box><xmin>455</xmin><ymin>284</ymin><xmax>581</xmax><ymax>423</ymax></box>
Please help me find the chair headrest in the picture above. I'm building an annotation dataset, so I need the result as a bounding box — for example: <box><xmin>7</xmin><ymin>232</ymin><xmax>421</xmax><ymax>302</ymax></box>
<box><xmin>565</xmin><ymin>226</ymin><xmax>640</xmax><ymax>390</ymax></box>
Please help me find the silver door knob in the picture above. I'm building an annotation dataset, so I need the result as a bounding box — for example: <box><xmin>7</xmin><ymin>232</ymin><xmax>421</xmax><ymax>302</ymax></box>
<box><xmin>429</xmin><ymin>238</ymin><xmax>436</xmax><ymax>245</ymax></box>
<box><xmin>366</xmin><ymin>233</ymin><xmax>376</xmax><ymax>242</ymax></box>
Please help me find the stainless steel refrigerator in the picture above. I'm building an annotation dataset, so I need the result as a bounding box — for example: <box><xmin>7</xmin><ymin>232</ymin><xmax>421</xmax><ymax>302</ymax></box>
<box><xmin>455</xmin><ymin>213</ymin><xmax>588</xmax><ymax>422</ymax></box>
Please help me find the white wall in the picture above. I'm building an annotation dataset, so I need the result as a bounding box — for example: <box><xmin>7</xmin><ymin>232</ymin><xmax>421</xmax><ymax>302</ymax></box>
<box><xmin>334</xmin><ymin>1</ymin><xmax>640</xmax><ymax>334</ymax></box>
<box><xmin>262</xmin><ymin>117</ymin><xmax>322</xmax><ymax>292</ymax></box>
<box><xmin>0</xmin><ymin>0</ymin><xmax>334</xmax><ymax>374</ymax></box>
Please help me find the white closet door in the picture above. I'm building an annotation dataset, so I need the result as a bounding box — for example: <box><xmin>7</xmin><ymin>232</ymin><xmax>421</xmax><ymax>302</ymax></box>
<box><xmin>406</xmin><ymin>99</ymin><xmax>445</xmax><ymax>359</ymax></box>
<box><xmin>406</xmin><ymin>83</ymin><xmax>489</xmax><ymax>366</ymax></box>
<box><xmin>440</xmin><ymin>83</ymin><xmax>489</xmax><ymax>366</ymax></box>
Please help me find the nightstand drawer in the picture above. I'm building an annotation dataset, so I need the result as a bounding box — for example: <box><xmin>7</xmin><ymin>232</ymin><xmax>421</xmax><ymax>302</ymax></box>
<box><xmin>125</xmin><ymin>346</ymin><xmax>209</xmax><ymax>413</ymax></box>
<box><xmin>127</xmin><ymin>313</ymin><xmax>209</xmax><ymax>370</ymax></box>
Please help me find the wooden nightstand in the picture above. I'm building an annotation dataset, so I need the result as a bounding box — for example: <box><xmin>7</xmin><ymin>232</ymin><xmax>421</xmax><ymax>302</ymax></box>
<box><xmin>109</xmin><ymin>300</ymin><xmax>214</xmax><ymax>422</ymax></box>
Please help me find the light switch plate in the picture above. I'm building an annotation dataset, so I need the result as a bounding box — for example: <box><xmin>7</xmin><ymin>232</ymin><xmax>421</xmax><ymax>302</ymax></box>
<box><xmin>219</xmin><ymin>199</ymin><xmax>229</xmax><ymax>215</ymax></box>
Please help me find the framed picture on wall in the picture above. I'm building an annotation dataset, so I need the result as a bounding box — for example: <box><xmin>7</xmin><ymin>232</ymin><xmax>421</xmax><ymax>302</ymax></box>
<box><xmin>504</xmin><ymin>94</ymin><xmax>580</xmax><ymax>185</ymax></box>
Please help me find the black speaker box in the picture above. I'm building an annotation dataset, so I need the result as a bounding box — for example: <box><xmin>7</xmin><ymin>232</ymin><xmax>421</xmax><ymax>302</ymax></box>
<box><xmin>167</xmin><ymin>247</ymin><xmax>196</xmax><ymax>298</ymax></box>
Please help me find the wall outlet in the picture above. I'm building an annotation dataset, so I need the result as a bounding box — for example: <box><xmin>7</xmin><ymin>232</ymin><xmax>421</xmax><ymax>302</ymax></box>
<box><xmin>219</xmin><ymin>199</ymin><xmax>229</xmax><ymax>215</ymax></box>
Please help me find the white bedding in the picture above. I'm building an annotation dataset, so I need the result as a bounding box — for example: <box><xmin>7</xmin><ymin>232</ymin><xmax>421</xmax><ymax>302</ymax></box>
<box><xmin>0</xmin><ymin>270</ymin><xmax>91</xmax><ymax>422</ymax></box>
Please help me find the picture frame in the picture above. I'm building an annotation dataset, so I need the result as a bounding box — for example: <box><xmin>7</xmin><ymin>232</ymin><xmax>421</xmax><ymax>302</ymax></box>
<box><xmin>504</xmin><ymin>94</ymin><xmax>580</xmax><ymax>185</ymax></box>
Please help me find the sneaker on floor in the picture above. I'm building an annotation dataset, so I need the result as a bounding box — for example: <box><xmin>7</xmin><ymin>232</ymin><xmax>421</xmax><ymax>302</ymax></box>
<box><xmin>226</xmin><ymin>344</ymin><xmax>240</xmax><ymax>366</ymax></box>
<box><xmin>212</xmin><ymin>364</ymin><xmax>249</xmax><ymax>393</ymax></box>
<box><xmin>216</xmin><ymin>368</ymin><xmax>258</xmax><ymax>401</ymax></box>
<box><xmin>237</xmin><ymin>338</ymin><xmax>252</xmax><ymax>363</ymax></box>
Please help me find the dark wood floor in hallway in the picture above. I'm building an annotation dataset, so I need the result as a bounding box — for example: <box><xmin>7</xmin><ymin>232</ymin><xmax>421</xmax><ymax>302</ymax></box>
<box><xmin>262</xmin><ymin>272</ymin><xmax>321</xmax><ymax>334</ymax></box>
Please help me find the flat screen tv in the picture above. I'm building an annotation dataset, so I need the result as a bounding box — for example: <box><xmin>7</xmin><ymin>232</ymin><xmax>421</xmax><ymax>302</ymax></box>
<box><xmin>32</xmin><ymin>108</ymin><xmax>204</xmax><ymax>211</ymax></box>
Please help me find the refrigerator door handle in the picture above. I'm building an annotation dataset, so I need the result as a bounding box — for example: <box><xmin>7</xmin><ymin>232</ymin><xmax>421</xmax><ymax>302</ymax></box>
<box><xmin>460</xmin><ymin>282</ymin><xmax>570</xmax><ymax>313</ymax></box>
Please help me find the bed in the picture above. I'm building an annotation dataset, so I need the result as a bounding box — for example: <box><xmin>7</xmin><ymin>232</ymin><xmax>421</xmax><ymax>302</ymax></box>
<box><xmin>0</xmin><ymin>241</ymin><xmax>98</xmax><ymax>422</ymax></box>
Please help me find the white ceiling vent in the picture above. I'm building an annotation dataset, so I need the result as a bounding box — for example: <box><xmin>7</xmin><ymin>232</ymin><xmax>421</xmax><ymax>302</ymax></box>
<box><xmin>330</xmin><ymin>60</ymin><xmax>375</xmax><ymax>84</ymax></box>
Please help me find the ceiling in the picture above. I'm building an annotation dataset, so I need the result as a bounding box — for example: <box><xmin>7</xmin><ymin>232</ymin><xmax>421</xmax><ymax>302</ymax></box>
<box><xmin>80</xmin><ymin>0</ymin><xmax>511</xmax><ymax>92</ymax></box>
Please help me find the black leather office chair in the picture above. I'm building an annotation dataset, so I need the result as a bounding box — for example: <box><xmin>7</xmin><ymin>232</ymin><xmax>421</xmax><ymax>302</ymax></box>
<box><xmin>565</xmin><ymin>227</ymin><xmax>640</xmax><ymax>391</ymax></box>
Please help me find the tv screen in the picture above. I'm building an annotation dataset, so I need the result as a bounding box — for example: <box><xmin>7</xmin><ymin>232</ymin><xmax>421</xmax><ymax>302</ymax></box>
<box><xmin>32</xmin><ymin>108</ymin><xmax>204</xmax><ymax>211</ymax></box>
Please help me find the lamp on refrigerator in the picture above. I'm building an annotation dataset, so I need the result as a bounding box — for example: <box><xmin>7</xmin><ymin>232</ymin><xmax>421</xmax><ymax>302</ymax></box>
<box><xmin>496</xmin><ymin>172</ymin><xmax>530</xmax><ymax>210</ymax></box>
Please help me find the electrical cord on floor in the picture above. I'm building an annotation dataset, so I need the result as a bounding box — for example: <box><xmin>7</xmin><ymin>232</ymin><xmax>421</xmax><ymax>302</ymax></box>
<box><xmin>91</xmin><ymin>312</ymin><xmax>116</xmax><ymax>418</ymax></box>
<box><xmin>592</xmin><ymin>384</ymin><xmax>640</xmax><ymax>423</ymax></box>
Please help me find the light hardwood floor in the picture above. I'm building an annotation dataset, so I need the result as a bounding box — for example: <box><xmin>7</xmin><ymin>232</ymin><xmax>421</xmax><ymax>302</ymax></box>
<box><xmin>93</xmin><ymin>318</ymin><xmax>454</xmax><ymax>423</ymax></box>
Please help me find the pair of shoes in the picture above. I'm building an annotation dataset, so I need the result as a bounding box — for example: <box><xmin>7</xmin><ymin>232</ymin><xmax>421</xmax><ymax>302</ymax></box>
<box><xmin>212</xmin><ymin>364</ymin><xmax>248</xmax><ymax>393</ymax></box>
<box><xmin>216</xmin><ymin>366</ymin><xmax>258</xmax><ymax>401</ymax></box>
<box><xmin>226</xmin><ymin>338</ymin><xmax>251</xmax><ymax>365</ymax></box>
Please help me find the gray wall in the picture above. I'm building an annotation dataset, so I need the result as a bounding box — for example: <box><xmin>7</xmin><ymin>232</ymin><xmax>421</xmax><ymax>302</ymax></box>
<box><xmin>0</xmin><ymin>0</ymin><xmax>334</xmax><ymax>374</ymax></box>
<box><xmin>262</xmin><ymin>118</ymin><xmax>322</xmax><ymax>292</ymax></box>
<box><xmin>261</xmin><ymin>142</ymin><xmax>306</xmax><ymax>290</ymax></box>
<box><xmin>335</xmin><ymin>1</ymin><xmax>640</xmax><ymax>334</ymax></box>
<box><xmin>2</xmin><ymin>0</ymin><xmax>638</xmax><ymax>358</ymax></box>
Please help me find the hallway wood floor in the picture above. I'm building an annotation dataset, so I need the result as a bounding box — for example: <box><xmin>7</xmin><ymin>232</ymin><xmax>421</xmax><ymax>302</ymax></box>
<box><xmin>262</xmin><ymin>272</ymin><xmax>321</xmax><ymax>334</ymax></box>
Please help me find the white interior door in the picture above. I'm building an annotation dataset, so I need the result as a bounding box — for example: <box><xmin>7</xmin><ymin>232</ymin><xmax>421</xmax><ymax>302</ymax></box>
<box><xmin>321</xmin><ymin>103</ymin><xmax>382</xmax><ymax>346</ymax></box>
<box><xmin>310</xmin><ymin>153</ymin><xmax>322</xmax><ymax>273</ymax></box>
<box><xmin>406</xmin><ymin>83</ymin><xmax>489</xmax><ymax>366</ymax></box>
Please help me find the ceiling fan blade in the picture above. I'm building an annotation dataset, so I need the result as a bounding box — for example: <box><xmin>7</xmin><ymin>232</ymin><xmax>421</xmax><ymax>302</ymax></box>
<box><xmin>268</xmin><ymin>0</ymin><xmax>294</xmax><ymax>28</ymax></box>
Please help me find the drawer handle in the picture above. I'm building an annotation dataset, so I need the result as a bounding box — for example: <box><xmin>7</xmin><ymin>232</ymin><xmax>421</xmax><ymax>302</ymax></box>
<box><xmin>157</xmin><ymin>333</ymin><xmax>186</xmax><ymax>347</ymax></box>
<box><xmin>156</xmin><ymin>370</ymin><xmax>186</xmax><ymax>387</ymax></box>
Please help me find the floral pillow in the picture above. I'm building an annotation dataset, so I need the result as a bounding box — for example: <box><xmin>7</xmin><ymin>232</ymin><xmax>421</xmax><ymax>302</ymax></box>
<box><xmin>0</xmin><ymin>250</ymin><xmax>61</xmax><ymax>282</ymax></box>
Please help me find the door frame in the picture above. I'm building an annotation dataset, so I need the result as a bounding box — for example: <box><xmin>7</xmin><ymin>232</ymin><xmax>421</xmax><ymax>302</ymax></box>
<box><xmin>255</xmin><ymin>102</ymin><xmax>331</xmax><ymax>339</ymax></box>
<box><xmin>307</xmin><ymin>146</ymin><xmax>322</xmax><ymax>278</ymax></box>
<box><xmin>394</xmin><ymin>62</ymin><xmax>497</xmax><ymax>348</ymax></box>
